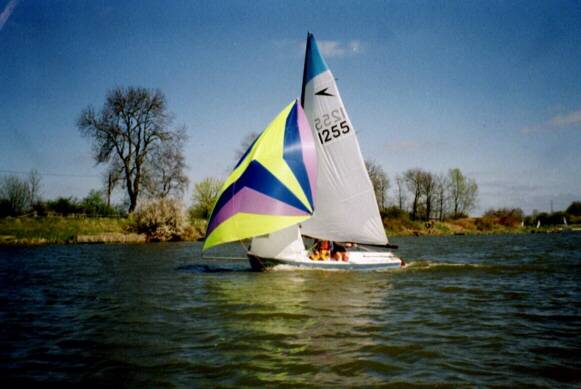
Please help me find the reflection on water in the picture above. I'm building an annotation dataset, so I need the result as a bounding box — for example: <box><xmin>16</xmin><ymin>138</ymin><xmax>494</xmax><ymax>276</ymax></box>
<box><xmin>1</xmin><ymin>233</ymin><xmax>580</xmax><ymax>386</ymax></box>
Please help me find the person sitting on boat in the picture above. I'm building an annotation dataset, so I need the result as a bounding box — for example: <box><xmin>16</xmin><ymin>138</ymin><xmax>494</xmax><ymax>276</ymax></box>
<box><xmin>309</xmin><ymin>239</ymin><xmax>332</xmax><ymax>261</ymax></box>
<box><xmin>332</xmin><ymin>242</ymin><xmax>349</xmax><ymax>262</ymax></box>
<box><xmin>309</xmin><ymin>239</ymin><xmax>320</xmax><ymax>260</ymax></box>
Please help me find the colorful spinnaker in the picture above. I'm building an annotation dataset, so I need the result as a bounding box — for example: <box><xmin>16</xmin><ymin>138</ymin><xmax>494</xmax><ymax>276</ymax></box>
<box><xmin>203</xmin><ymin>100</ymin><xmax>317</xmax><ymax>250</ymax></box>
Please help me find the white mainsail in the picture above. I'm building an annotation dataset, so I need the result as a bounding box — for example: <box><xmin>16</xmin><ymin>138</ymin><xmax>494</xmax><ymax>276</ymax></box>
<box><xmin>300</xmin><ymin>33</ymin><xmax>387</xmax><ymax>245</ymax></box>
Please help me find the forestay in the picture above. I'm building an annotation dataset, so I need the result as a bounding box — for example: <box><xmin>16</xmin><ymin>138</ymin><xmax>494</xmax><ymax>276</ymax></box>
<box><xmin>300</xmin><ymin>33</ymin><xmax>387</xmax><ymax>245</ymax></box>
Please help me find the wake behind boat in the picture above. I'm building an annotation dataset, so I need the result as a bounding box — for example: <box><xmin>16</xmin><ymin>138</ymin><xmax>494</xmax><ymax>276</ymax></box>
<box><xmin>202</xmin><ymin>33</ymin><xmax>404</xmax><ymax>271</ymax></box>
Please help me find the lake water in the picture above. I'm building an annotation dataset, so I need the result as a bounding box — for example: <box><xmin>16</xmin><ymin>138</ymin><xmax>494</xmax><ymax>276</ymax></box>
<box><xmin>1</xmin><ymin>233</ymin><xmax>580</xmax><ymax>387</ymax></box>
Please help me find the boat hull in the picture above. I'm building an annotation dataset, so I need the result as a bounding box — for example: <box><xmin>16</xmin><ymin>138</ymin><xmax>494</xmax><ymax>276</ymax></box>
<box><xmin>248</xmin><ymin>252</ymin><xmax>404</xmax><ymax>271</ymax></box>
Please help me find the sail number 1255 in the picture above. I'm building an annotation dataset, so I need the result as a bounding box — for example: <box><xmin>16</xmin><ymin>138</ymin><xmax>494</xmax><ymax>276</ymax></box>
<box><xmin>314</xmin><ymin>108</ymin><xmax>351</xmax><ymax>144</ymax></box>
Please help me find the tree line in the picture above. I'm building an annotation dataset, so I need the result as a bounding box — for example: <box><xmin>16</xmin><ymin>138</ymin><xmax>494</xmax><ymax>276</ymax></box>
<box><xmin>365</xmin><ymin>161</ymin><xmax>478</xmax><ymax>221</ymax></box>
<box><xmin>3</xmin><ymin>85</ymin><xmax>578</xmax><ymax>232</ymax></box>
<box><xmin>0</xmin><ymin>171</ymin><xmax>123</xmax><ymax>218</ymax></box>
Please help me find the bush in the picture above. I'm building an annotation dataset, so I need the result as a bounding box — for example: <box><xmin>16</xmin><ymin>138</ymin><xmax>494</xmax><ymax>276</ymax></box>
<box><xmin>131</xmin><ymin>198</ymin><xmax>185</xmax><ymax>241</ymax></box>
<box><xmin>566</xmin><ymin>201</ymin><xmax>581</xmax><ymax>217</ymax></box>
<box><xmin>80</xmin><ymin>190</ymin><xmax>116</xmax><ymax>217</ymax></box>
<box><xmin>46</xmin><ymin>197</ymin><xmax>81</xmax><ymax>216</ymax></box>
<box><xmin>536</xmin><ymin>211</ymin><xmax>567</xmax><ymax>226</ymax></box>
<box><xmin>475</xmin><ymin>215</ymin><xmax>495</xmax><ymax>231</ymax></box>
<box><xmin>382</xmin><ymin>206</ymin><xmax>410</xmax><ymax>220</ymax></box>
<box><xmin>484</xmin><ymin>208</ymin><xmax>523</xmax><ymax>227</ymax></box>
<box><xmin>0</xmin><ymin>199</ymin><xmax>12</xmax><ymax>218</ymax></box>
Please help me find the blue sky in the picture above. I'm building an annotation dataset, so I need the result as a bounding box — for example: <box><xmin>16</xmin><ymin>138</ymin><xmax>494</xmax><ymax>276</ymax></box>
<box><xmin>1</xmin><ymin>0</ymin><xmax>580</xmax><ymax>214</ymax></box>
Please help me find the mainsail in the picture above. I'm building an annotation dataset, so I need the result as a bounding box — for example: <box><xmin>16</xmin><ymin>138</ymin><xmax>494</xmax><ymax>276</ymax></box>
<box><xmin>300</xmin><ymin>33</ymin><xmax>388</xmax><ymax>245</ymax></box>
<box><xmin>203</xmin><ymin>100</ymin><xmax>317</xmax><ymax>250</ymax></box>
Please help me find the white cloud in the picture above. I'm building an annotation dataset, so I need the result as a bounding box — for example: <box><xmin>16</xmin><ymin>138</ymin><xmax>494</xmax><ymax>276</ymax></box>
<box><xmin>273</xmin><ymin>38</ymin><xmax>365</xmax><ymax>59</ymax></box>
<box><xmin>317</xmin><ymin>40</ymin><xmax>364</xmax><ymax>58</ymax></box>
<box><xmin>550</xmin><ymin>109</ymin><xmax>581</xmax><ymax>127</ymax></box>
<box><xmin>0</xmin><ymin>0</ymin><xmax>19</xmax><ymax>32</ymax></box>
<box><xmin>520</xmin><ymin>107</ymin><xmax>581</xmax><ymax>134</ymax></box>
<box><xmin>383</xmin><ymin>139</ymin><xmax>433</xmax><ymax>153</ymax></box>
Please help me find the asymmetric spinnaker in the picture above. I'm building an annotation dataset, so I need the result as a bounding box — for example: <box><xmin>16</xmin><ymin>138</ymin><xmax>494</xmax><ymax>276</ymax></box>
<box><xmin>203</xmin><ymin>100</ymin><xmax>317</xmax><ymax>250</ymax></box>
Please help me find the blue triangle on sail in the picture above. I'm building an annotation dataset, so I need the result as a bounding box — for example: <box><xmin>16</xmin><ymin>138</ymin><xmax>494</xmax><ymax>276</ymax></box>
<box><xmin>305</xmin><ymin>33</ymin><xmax>329</xmax><ymax>83</ymax></box>
<box><xmin>283</xmin><ymin>103</ymin><xmax>314</xmax><ymax>209</ymax></box>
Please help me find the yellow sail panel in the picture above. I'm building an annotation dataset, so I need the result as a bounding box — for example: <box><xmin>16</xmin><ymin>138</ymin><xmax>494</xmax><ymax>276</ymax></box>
<box><xmin>203</xmin><ymin>213</ymin><xmax>310</xmax><ymax>251</ymax></box>
<box><xmin>222</xmin><ymin>101</ymin><xmax>294</xmax><ymax>191</ymax></box>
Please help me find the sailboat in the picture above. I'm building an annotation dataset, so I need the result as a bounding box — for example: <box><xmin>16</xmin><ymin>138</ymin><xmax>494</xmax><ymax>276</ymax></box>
<box><xmin>202</xmin><ymin>33</ymin><xmax>403</xmax><ymax>271</ymax></box>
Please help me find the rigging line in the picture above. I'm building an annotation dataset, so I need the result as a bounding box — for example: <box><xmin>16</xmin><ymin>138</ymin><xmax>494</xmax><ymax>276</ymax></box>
<box><xmin>201</xmin><ymin>256</ymin><xmax>248</xmax><ymax>261</ymax></box>
<box><xmin>0</xmin><ymin>169</ymin><xmax>100</xmax><ymax>178</ymax></box>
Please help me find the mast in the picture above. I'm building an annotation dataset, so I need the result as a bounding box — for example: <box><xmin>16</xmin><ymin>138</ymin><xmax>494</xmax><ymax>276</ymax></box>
<box><xmin>300</xmin><ymin>32</ymin><xmax>312</xmax><ymax>107</ymax></box>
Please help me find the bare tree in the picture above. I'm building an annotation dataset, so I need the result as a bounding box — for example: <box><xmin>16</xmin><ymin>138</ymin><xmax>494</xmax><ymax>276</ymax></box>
<box><xmin>448</xmin><ymin>168</ymin><xmax>478</xmax><ymax>218</ymax></box>
<box><xmin>394</xmin><ymin>174</ymin><xmax>407</xmax><ymax>210</ymax></box>
<box><xmin>143</xmin><ymin>128</ymin><xmax>189</xmax><ymax>199</ymax></box>
<box><xmin>434</xmin><ymin>173</ymin><xmax>450</xmax><ymax>221</ymax></box>
<box><xmin>28</xmin><ymin>169</ymin><xmax>41</xmax><ymax>205</ymax></box>
<box><xmin>233</xmin><ymin>131</ymin><xmax>259</xmax><ymax>168</ymax></box>
<box><xmin>365</xmin><ymin>160</ymin><xmax>390</xmax><ymax>212</ymax></box>
<box><xmin>403</xmin><ymin>168</ymin><xmax>424</xmax><ymax>220</ymax></box>
<box><xmin>78</xmin><ymin>87</ymin><xmax>187</xmax><ymax>212</ymax></box>
<box><xmin>103</xmin><ymin>164</ymin><xmax>122</xmax><ymax>208</ymax></box>
<box><xmin>420</xmin><ymin>171</ymin><xmax>436</xmax><ymax>220</ymax></box>
<box><xmin>0</xmin><ymin>175</ymin><xmax>31</xmax><ymax>216</ymax></box>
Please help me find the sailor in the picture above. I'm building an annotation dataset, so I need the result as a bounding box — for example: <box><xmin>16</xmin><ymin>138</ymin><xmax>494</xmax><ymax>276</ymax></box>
<box><xmin>309</xmin><ymin>239</ymin><xmax>321</xmax><ymax>260</ymax></box>
<box><xmin>310</xmin><ymin>239</ymin><xmax>332</xmax><ymax>261</ymax></box>
<box><xmin>332</xmin><ymin>242</ymin><xmax>349</xmax><ymax>262</ymax></box>
<box><xmin>319</xmin><ymin>240</ymin><xmax>331</xmax><ymax>261</ymax></box>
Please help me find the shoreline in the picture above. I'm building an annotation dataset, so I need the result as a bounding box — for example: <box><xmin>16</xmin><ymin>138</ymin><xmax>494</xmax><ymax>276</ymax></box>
<box><xmin>1</xmin><ymin>222</ymin><xmax>576</xmax><ymax>247</ymax></box>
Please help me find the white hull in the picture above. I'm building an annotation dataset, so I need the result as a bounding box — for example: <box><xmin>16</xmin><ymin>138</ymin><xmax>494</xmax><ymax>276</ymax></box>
<box><xmin>248</xmin><ymin>250</ymin><xmax>404</xmax><ymax>271</ymax></box>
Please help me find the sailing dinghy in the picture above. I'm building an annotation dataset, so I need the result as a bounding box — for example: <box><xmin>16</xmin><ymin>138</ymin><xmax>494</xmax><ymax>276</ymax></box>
<box><xmin>203</xmin><ymin>34</ymin><xmax>403</xmax><ymax>271</ymax></box>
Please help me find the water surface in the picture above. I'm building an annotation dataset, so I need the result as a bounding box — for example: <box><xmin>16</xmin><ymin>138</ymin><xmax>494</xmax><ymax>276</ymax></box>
<box><xmin>1</xmin><ymin>233</ymin><xmax>580</xmax><ymax>386</ymax></box>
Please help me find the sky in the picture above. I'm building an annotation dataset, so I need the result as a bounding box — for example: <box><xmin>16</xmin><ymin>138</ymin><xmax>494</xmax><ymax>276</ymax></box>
<box><xmin>1</xmin><ymin>0</ymin><xmax>580</xmax><ymax>215</ymax></box>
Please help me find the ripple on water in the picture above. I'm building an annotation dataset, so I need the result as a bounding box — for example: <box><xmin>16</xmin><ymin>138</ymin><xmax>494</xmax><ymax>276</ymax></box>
<box><xmin>1</xmin><ymin>235</ymin><xmax>580</xmax><ymax>386</ymax></box>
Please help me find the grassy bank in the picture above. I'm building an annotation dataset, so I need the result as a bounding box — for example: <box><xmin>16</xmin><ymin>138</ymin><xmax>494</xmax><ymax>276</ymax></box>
<box><xmin>0</xmin><ymin>215</ymin><xmax>208</xmax><ymax>246</ymax></box>
<box><xmin>384</xmin><ymin>218</ymin><xmax>520</xmax><ymax>236</ymax></box>
<box><xmin>0</xmin><ymin>216</ymin><xmax>144</xmax><ymax>245</ymax></box>
<box><xmin>384</xmin><ymin>217</ymin><xmax>577</xmax><ymax>236</ymax></box>
<box><xmin>0</xmin><ymin>215</ymin><xmax>575</xmax><ymax>246</ymax></box>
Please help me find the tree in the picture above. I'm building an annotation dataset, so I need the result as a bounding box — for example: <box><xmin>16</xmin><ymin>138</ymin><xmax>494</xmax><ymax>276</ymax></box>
<box><xmin>394</xmin><ymin>174</ymin><xmax>407</xmax><ymax>210</ymax></box>
<box><xmin>28</xmin><ymin>169</ymin><xmax>41</xmax><ymax>206</ymax></box>
<box><xmin>365</xmin><ymin>160</ymin><xmax>390</xmax><ymax>212</ymax></box>
<box><xmin>434</xmin><ymin>173</ymin><xmax>450</xmax><ymax>221</ymax></box>
<box><xmin>233</xmin><ymin>131</ymin><xmax>259</xmax><ymax>168</ymax></box>
<box><xmin>420</xmin><ymin>170</ymin><xmax>436</xmax><ymax>220</ymax></box>
<box><xmin>566</xmin><ymin>201</ymin><xmax>581</xmax><ymax>216</ymax></box>
<box><xmin>0</xmin><ymin>175</ymin><xmax>31</xmax><ymax>216</ymax></box>
<box><xmin>143</xmin><ymin>128</ymin><xmax>189</xmax><ymax>199</ymax></box>
<box><xmin>78</xmin><ymin>87</ymin><xmax>187</xmax><ymax>213</ymax></box>
<box><xmin>403</xmin><ymin>168</ymin><xmax>424</xmax><ymax>220</ymax></box>
<box><xmin>190</xmin><ymin>177</ymin><xmax>223</xmax><ymax>219</ymax></box>
<box><xmin>103</xmin><ymin>165</ymin><xmax>122</xmax><ymax>208</ymax></box>
<box><xmin>80</xmin><ymin>189</ymin><xmax>115</xmax><ymax>217</ymax></box>
<box><xmin>448</xmin><ymin>168</ymin><xmax>478</xmax><ymax>218</ymax></box>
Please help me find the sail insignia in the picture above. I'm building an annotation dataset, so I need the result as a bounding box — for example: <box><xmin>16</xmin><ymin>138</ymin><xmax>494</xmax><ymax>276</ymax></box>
<box><xmin>304</xmin><ymin>33</ymin><xmax>330</xmax><ymax>84</ymax></box>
